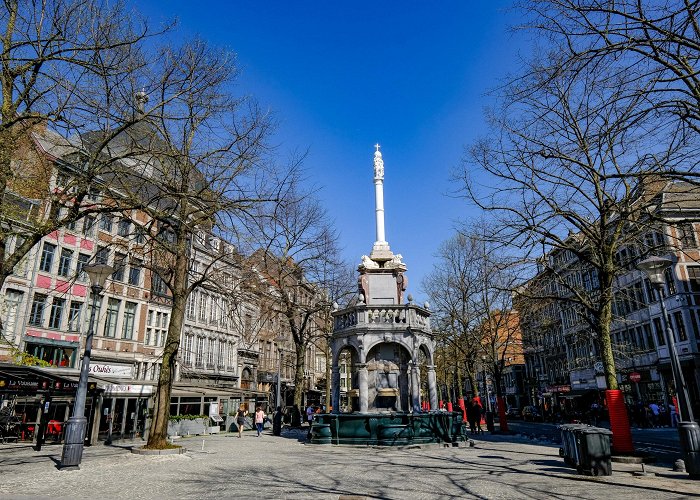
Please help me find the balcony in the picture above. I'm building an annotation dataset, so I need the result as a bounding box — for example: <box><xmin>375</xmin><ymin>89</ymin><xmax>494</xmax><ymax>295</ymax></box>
<box><xmin>333</xmin><ymin>304</ymin><xmax>431</xmax><ymax>332</ymax></box>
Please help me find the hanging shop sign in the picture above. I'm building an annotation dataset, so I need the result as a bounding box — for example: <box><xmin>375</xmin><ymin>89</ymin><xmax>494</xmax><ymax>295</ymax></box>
<box><xmin>88</xmin><ymin>362</ymin><xmax>133</xmax><ymax>378</ymax></box>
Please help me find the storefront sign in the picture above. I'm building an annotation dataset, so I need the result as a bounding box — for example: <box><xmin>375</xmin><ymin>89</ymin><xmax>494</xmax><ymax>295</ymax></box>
<box><xmin>629</xmin><ymin>372</ymin><xmax>641</xmax><ymax>383</ymax></box>
<box><xmin>103</xmin><ymin>384</ymin><xmax>153</xmax><ymax>396</ymax></box>
<box><xmin>88</xmin><ymin>362</ymin><xmax>133</xmax><ymax>378</ymax></box>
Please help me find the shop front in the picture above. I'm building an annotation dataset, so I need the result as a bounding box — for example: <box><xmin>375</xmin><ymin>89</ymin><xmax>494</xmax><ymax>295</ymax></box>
<box><xmin>0</xmin><ymin>364</ymin><xmax>102</xmax><ymax>445</ymax></box>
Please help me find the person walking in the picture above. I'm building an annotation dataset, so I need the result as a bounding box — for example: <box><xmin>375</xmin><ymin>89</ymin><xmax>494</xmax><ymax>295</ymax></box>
<box><xmin>272</xmin><ymin>406</ymin><xmax>283</xmax><ymax>436</ymax></box>
<box><xmin>236</xmin><ymin>405</ymin><xmax>247</xmax><ymax>438</ymax></box>
<box><xmin>255</xmin><ymin>407</ymin><xmax>265</xmax><ymax>437</ymax></box>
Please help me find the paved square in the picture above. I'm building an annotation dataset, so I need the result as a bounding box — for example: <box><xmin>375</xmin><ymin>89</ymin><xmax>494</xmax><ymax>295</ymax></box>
<box><xmin>1</xmin><ymin>430</ymin><xmax>699</xmax><ymax>499</ymax></box>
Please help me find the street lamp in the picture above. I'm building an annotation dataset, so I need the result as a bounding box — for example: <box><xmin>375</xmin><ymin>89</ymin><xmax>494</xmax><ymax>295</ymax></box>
<box><xmin>60</xmin><ymin>263</ymin><xmax>113</xmax><ymax>470</ymax></box>
<box><xmin>481</xmin><ymin>355</ymin><xmax>494</xmax><ymax>432</ymax></box>
<box><xmin>274</xmin><ymin>336</ymin><xmax>286</xmax><ymax>410</ymax></box>
<box><xmin>637</xmin><ymin>256</ymin><xmax>699</xmax><ymax>477</ymax></box>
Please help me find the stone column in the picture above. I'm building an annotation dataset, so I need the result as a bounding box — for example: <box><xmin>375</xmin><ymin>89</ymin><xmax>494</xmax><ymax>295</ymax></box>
<box><xmin>358</xmin><ymin>364</ymin><xmax>369</xmax><ymax>413</ymax></box>
<box><xmin>331</xmin><ymin>365</ymin><xmax>341</xmax><ymax>414</ymax></box>
<box><xmin>411</xmin><ymin>362</ymin><xmax>421</xmax><ymax>413</ymax></box>
<box><xmin>427</xmin><ymin>365</ymin><xmax>438</xmax><ymax>410</ymax></box>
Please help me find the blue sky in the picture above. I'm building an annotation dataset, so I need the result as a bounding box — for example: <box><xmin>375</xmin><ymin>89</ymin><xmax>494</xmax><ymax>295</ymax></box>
<box><xmin>137</xmin><ymin>1</ymin><xmax>526</xmax><ymax>300</ymax></box>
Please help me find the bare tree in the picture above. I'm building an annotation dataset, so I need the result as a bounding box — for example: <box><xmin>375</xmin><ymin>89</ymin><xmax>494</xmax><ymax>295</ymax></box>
<box><xmin>423</xmin><ymin>232</ymin><xmax>485</xmax><ymax>402</ymax></box>
<box><xmin>85</xmin><ymin>38</ymin><xmax>275</xmax><ymax>449</ymax></box>
<box><xmin>247</xmin><ymin>180</ymin><xmax>345</xmax><ymax>407</ymax></box>
<box><xmin>460</xmin><ymin>44</ymin><xmax>700</xmax><ymax>390</ymax></box>
<box><xmin>520</xmin><ymin>1</ymin><xmax>700</xmax><ymax>135</ymax></box>
<box><xmin>0</xmin><ymin>0</ymin><xmax>169</xmax><ymax>298</ymax></box>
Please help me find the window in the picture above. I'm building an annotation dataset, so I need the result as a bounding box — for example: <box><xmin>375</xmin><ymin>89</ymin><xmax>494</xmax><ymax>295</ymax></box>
<box><xmin>135</xmin><ymin>226</ymin><xmax>146</xmax><ymax>244</ymax></box>
<box><xmin>210</xmin><ymin>297</ymin><xmax>218</xmax><ymax>325</ymax></box>
<box><xmin>183</xmin><ymin>335</ymin><xmax>193</xmax><ymax>365</ymax></box>
<box><xmin>152</xmin><ymin>272</ymin><xmax>167</xmax><ymax>296</ymax></box>
<box><xmin>145</xmin><ymin>310</ymin><xmax>153</xmax><ymax>345</ymax></box>
<box><xmin>653</xmin><ymin>317</ymin><xmax>666</xmax><ymax>346</ymax></box>
<box><xmin>96</xmin><ymin>246</ymin><xmax>109</xmax><ymax>265</ymax></box>
<box><xmin>39</xmin><ymin>243</ymin><xmax>56</xmax><ymax>272</ymax></box>
<box><xmin>146</xmin><ymin>309</ymin><xmax>168</xmax><ymax>346</ymax></box>
<box><xmin>112</xmin><ymin>253</ymin><xmax>127</xmax><ymax>282</ymax></box>
<box><xmin>128</xmin><ymin>258</ymin><xmax>142</xmax><ymax>286</ymax></box>
<box><xmin>82</xmin><ymin>215</ymin><xmax>96</xmax><ymax>237</ymax></box>
<box><xmin>68</xmin><ymin>301</ymin><xmax>82</xmax><ymax>332</ymax></box>
<box><xmin>117</xmin><ymin>218</ymin><xmax>131</xmax><ymax>237</ymax></box>
<box><xmin>99</xmin><ymin>214</ymin><xmax>113</xmax><ymax>232</ymax></box>
<box><xmin>122</xmin><ymin>302</ymin><xmax>137</xmax><ymax>339</ymax></box>
<box><xmin>196</xmin><ymin>337</ymin><xmax>205</xmax><ymax>367</ymax></box>
<box><xmin>48</xmin><ymin>298</ymin><xmax>65</xmax><ymax>329</ymax></box>
<box><xmin>678</xmin><ymin>223</ymin><xmax>696</xmax><ymax>249</ymax></box>
<box><xmin>104</xmin><ymin>298</ymin><xmax>120</xmax><ymax>337</ymax></box>
<box><xmin>77</xmin><ymin>253</ymin><xmax>90</xmax><ymax>281</ymax></box>
<box><xmin>87</xmin><ymin>187</ymin><xmax>101</xmax><ymax>201</ymax></box>
<box><xmin>29</xmin><ymin>294</ymin><xmax>48</xmax><ymax>326</ymax></box>
<box><xmin>199</xmin><ymin>294</ymin><xmax>208</xmax><ymax>322</ymax></box>
<box><xmin>186</xmin><ymin>293</ymin><xmax>196</xmax><ymax>320</ymax></box>
<box><xmin>58</xmin><ymin>248</ymin><xmax>73</xmax><ymax>277</ymax></box>
<box><xmin>673</xmin><ymin>311</ymin><xmax>688</xmax><ymax>342</ymax></box>
<box><xmin>664</xmin><ymin>267</ymin><xmax>677</xmax><ymax>295</ymax></box>
<box><xmin>207</xmin><ymin>338</ymin><xmax>215</xmax><ymax>367</ymax></box>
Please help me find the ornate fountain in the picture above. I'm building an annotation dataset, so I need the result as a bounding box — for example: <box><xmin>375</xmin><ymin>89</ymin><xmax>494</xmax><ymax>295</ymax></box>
<box><xmin>311</xmin><ymin>146</ymin><xmax>464</xmax><ymax>445</ymax></box>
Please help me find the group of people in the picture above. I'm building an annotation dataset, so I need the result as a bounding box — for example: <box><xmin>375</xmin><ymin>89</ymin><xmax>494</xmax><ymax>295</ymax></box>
<box><xmin>235</xmin><ymin>405</ymin><xmax>267</xmax><ymax>438</ymax></box>
<box><xmin>466</xmin><ymin>398</ymin><xmax>484</xmax><ymax>434</ymax></box>
<box><xmin>234</xmin><ymin>403</ymin><xmax>323</xmax><ymax>438</ymax></box>
<box><xmin>630</xmin><ymin>400</ymin><xmax>679</xmax><ymax>428</ymax></box>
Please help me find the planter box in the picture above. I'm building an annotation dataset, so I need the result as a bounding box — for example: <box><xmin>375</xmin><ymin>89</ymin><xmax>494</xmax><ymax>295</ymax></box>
<box><xmin>208</xmin><ymin>426</ymin><xmax>220</xmax><ymax>434</ymax></box>
<box><xmin>168</xmin><ymin>418</ymin><xmax>208</xmax><ymax>437</ymax></box>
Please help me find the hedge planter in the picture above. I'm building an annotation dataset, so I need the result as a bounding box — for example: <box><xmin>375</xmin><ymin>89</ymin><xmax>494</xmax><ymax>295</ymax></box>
<box><xmin>167</xmin><ymin>418</ymin><xmax>208</xmax><ymax>437</ymax></box>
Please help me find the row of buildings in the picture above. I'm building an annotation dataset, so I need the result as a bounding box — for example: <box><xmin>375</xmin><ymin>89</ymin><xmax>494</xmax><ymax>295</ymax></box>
<box><xmin>0</xmin><ymin>121</ymin><xmax>329</xmax><ymax>444</ymax></box>
<box><xmin>516</xmin><ymin>181</ymin><xmax>700</xmax><ymax>420</ymax></box>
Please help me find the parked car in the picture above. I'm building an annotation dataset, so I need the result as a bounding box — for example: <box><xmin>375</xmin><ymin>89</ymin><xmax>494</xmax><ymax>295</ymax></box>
<box><xmin>505</xmin><ymin>407</ymin><xmax>522</xmax><ymax>419</ymax></box>
<box><xmin>521</xmin><ymin>406</ymin><xmax>542</xmax><ymax>422</ymax></box>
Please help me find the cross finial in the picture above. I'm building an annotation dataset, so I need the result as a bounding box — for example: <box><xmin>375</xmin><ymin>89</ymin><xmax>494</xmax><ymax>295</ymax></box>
<box><xmin>374</xmin><ymin>143</ymin><xmax>381</xmax><ymax>152</ymax></box>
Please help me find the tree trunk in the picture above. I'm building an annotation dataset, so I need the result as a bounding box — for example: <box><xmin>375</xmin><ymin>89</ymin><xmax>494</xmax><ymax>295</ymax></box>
<box><xmin>467</xmin><ymin>368</ymin><xmax>479</xmax><ymax>398</ymax></box>
<box><xmin>293</xmin><ymin>341</ymin><xmax>306</xmax><ymax>407</ymax></box>
<box><xmin>598</xmin><ymin>269</ymin><xmax>619</xmax><ymax>390</ymax></box>
<box><xmin>146</xmin><ymin>246</ymin><xmax>188</xmax><ymax>448</ymax></box>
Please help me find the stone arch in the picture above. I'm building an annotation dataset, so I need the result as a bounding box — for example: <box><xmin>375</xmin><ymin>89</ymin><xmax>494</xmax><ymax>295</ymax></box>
<box><xmin>366</xmin><ymin>342</ymin><xmax>411</xmax><ymax>412</ymax></box>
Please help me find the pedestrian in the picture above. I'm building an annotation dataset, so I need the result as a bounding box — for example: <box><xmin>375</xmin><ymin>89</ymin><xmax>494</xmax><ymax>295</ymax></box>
<box><xmin>466</xmin><ymin>400</ymin><xmax>479</xmax><ymax>434</ymax></box>
<box><xmin>236</xmin><ymin>404</ymin><xmax>247</xmax><ymax>438</ymax></box>
<box><xmin>306</xmin><ymin>404</ymin><xmax>314</xmax><ymax>426</ymax></box>
<box><xmin>291</xmin><ymin>404</ymin><xmax>301</xmax><ymax>428</ymax></box>
<box><xmin>272</xmin><ymin>406</ymin><xmax>283</xmax><ymax>436</ymax></box>
<box><xmin>670</xmin><ymin>403</ymin><xmax>679</xmax><ymax>428</ymax></box>
<box><xmin>648</xmin><ymin>402</ymin><xmax>660</xmax><ymax>427</ymax></box>
<box><xmin>255</xmin><ymin>406</ymin><xmax>265</xmax><ymax>437</ymax></box>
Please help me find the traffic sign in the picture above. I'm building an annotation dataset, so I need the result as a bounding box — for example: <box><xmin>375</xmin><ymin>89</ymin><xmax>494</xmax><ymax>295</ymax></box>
<box><xmin>629</xmin><ymin>372</ymin><xmax>641</xmax><ymax>383</ymax></box>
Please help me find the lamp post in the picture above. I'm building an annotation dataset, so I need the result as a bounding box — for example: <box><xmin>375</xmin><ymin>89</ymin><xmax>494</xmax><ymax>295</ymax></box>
<box><xmin>60</xmin><ymin>263</ymin><xmax>113</xmax><ymax>470</ymax></box>
<box><xmin>637</xmin><ymin>256</ymin><xmax>699</xmax><ymax>477</ymax></box>
<box><xmin>481</xmin><ymin>355</ymin><xmax>494</xmax><ymax>432</ymax></box>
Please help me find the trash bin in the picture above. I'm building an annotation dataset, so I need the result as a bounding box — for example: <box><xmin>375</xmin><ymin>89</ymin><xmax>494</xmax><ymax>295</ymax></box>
<box><xmin>678</xmin><ymin>421</ymin><xmax>700</xmax><ymax>478</ymax></box>
<box><xmin>574</xmin><ymin>426</ymin><xmax>613</xmax><ymax>476</ymax></box>
<box><xmin>558</xmin><ymin>424</ymin><xmax>585</xmax><ymax>467</ymax></box>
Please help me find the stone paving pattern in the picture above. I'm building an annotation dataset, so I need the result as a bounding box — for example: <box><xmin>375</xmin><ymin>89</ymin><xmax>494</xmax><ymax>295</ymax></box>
<box><xmin>1</xmin><ymin>428</ymin><xmax>699</xmax><ymax>499</ymax></box>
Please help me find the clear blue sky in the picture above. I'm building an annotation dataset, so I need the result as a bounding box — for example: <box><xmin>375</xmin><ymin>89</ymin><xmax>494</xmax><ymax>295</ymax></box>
<box><xmin>136</xmin><ymin>1</ymin><xmax>526</xmax><ymax>301</ymax></box>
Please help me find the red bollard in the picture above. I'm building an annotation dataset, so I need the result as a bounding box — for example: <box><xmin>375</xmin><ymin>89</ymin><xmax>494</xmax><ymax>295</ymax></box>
<box><xmin>457</xmin><ymin>397</ymin><xmax>466</xmax><ymax>423</ymax></box>
<box><xmin>606</xmin><ymin>389</ymin><xmax>634</xmax><ymax>454</ymax></box>
<box><xmin>447</xmin><ymin>401</ymin><xmax>453</xmax><ymax>412</ymax></box>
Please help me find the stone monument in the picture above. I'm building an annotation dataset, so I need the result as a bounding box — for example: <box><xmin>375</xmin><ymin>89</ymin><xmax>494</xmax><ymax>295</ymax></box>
<box><xmin>311</xmin><ymin>146</ymin><xmax>460</xmax><ymax>446</ymax></box>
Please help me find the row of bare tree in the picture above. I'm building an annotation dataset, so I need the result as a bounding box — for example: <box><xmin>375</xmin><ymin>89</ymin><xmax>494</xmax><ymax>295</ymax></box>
<box><xmin>0</xmin><ymin>0</ymin><xmax>350</xmax><ymax>449</ymax></box>
<box><xmin>425</xmin><ymin>1</ymin><xmax>700</xmax><ymax>420</ymax></box>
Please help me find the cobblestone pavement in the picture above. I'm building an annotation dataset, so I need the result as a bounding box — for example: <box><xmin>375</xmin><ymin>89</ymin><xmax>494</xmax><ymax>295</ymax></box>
<box><xmin>1</xmin><ymin>428</ymin><xmax>699</xmax><ymax>499</ymax></box>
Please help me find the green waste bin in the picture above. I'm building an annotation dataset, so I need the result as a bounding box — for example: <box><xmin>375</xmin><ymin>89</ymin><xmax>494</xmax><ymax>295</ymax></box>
<box><xmin>574</xmin><ymin>426</ymin><xmax>613</xmax><ymax>476</ymax></box>
<box><xmin>558</xmin><ymin>424</ymin><xmax>585</xmax><ymax>467</ymax></box>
